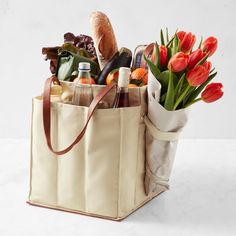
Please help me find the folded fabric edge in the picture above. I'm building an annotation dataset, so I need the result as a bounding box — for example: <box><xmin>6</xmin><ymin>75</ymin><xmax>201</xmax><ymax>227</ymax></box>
<box><xmin>143</xmin><ymin>115</ymin><xmax>181</xmax><ymax>141</ymax></box>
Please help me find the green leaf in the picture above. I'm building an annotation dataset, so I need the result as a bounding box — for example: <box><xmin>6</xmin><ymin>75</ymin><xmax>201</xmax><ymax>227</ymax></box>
<box><xmin>183</xmin><ymin>86</ymin><xmax>196</xmax><ymax>105</ymax></box>
<box><xmin>160</xmin><ymin>29</ymin><xmax>165</xmax><ymax>45</ymax></box>
<box><xmin>164</xmin><ymin>70</ymin><xmax>175</xmax><ymax>110</ymax></box>
<box><xmin>174</xmin><ymin>34</ymin><xmax>180</xmax><ymax>53</ymax></box>
<box><xmin>210</xmin><ymin>67</ymin><xmax>215</xmax><ymax>74</ymax></box>
<box><xmin>198</xmin><ymin>36</ymin><xmax>203</xmax><ymax>49</ymax></box>
<box><xmin>144</xmin><ymin>55</ymin><xmax>161</xmax><ymax>78</ymax></box>
<box><xmin>173</xmin><ymin>85</ymin><xmax>191</xmax><ymax>110</ymax></box>
<box><xmin>166</xmin><ymin>28</ymin><xmax>169</xmax><ymax>43</ymax></box>
<box><xmin>184</xmin><ymin>72</ymin><xmax>217</xmax><ymax>106</ymax></box>
<box><xmin>154</xmin><ymin>41</ymin><xmax>160</xmax><ymax>68</ymax></box>
<box><xmin>175</xmin><ymin>73</ymin><xmax>185</xmax><ymax>101</ymax></box>
<box><xmin>157</xmin><ymin>70</ymin><xmax>178</xmax><ymax>94</ymax></box>
<box><xmin>161</xmin><ymin>93</ymin><xmax>167</xmax><ymax>103</ymax></box>
<box><xmin>166</xmin><ymin>36</ymin><xmax>175</xmax><ymax>47</ymax></box>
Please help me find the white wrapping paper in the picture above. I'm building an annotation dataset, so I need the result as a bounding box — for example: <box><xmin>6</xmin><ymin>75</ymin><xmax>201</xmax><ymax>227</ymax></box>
<box><xmin>144</xmin><ymin>71</ymin><xmax>190</xmax><ymax>194</ymax></box>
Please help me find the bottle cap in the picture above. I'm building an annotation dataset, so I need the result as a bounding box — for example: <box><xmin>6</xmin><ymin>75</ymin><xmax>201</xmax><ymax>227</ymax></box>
<box><xmin>78</xmin><ymin>62</ymin><xmax>90</xmax><ymax>70</ymax></box>
<box><xmin>51</xmin><ymin>85</ymin><xmax>62</xmax><ymax>95</ymax></box>
<box><xmin>118</xmin><ymin>67</ymin><xmax>131</xmax><ymax>87</ymax></box>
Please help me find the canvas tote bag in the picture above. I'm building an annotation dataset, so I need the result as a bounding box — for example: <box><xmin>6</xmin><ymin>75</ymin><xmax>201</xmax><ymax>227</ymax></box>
<box><xmin>27</xmin><ymin>75</ymin><xmax>165</xmax><ymax>221</ymax></box>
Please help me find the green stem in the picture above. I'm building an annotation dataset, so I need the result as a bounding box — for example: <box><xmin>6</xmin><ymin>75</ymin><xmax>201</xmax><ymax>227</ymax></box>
<box><xmin>184</xmin><ymin>98</ymin><xmax>202</xmax><ymax>108</ymax></box>
<box><xmin>173</xmin><ymin>85</ymin><xmax>191</xmax><ymax>110</ymax></box>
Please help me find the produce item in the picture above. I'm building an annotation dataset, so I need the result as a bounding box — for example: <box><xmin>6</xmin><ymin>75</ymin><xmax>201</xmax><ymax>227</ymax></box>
<box><xmin>64</xmin><ymin>33</ymin><xmax>97</xmax><ymax>60</ymax></box>
<box><xmin>106</xmin><ymin>69</ymin><xmax>119</xmax><ymax>85</ymax></box>
<box><xmin>72</xmin><ymin>62</ymin><xmax>93</xmax><ymax>106</ymax></box>
<box><xmin>61</xmin><ymin>91</ymin><xmax>73</xmax><ymax>103</ymax></box>
<box><xmin>42</xmin><ymin>47</ymin><xmax>60</xmax><ymax>74</ymax></box>
<box><xmin>42</xmin><ymin>32</ymin><xmax>99</xmax><ymax>77</ymax></box>
<box><xmin>130</xmin><ymin>68</ymin><xmax>148</xmax><ymax>86</ymax></box>
<box><xmin>90</xmin><ymin>11</ymin><xmax>118</xmax><ymax>69</ymax></box>
<box><xmin>97</xmin><ymin>47</ymin><xmax>132</xmax><ymax>85</ymax></box>
<box><xmin>128</xmin><ymin>84</ymin><xmax>138</xmax><ymax>88</ymax></box>
<box><xmin>44</xmin><ymin>84</ymin><xmax>63</xmax><ymax>102</ymax></box>
<box><xmin>56</xmin><ymin>51</ymin><xmax>100</xmax><ymax>81</ymax></box>
<box><xmin>113</xmin><ymin>67</ymin><xmax>131</xmax><ymax>108</ymax></box>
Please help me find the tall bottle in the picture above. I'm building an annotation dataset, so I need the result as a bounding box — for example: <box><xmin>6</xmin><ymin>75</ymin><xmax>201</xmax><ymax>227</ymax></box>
<box><xmin>113</xmin><ymin>67</ymin><xmax>131</xmax><ymax>108</ymax></box>
<box><xmin>73</xmin><ymin>62</ymin><xmax>93</xmax><ymax>106</ymax></box>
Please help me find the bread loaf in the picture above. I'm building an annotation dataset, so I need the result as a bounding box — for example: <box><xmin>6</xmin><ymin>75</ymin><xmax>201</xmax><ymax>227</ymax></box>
<box><xmin>90</xmin><ymin>11</ymin><xmax>118</xmax><ymax>70</ymax></box>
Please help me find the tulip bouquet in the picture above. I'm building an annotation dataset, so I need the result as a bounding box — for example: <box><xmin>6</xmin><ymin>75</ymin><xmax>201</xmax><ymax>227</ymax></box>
<box><xmin>144</xmin><ymin>29</ymin><xmax>223</xmax><ymax>111</ymax></box>
<box><xmin>144</xmin><ymin>29</ymin><xmax>224</xmax><ymax>195</ymax></box>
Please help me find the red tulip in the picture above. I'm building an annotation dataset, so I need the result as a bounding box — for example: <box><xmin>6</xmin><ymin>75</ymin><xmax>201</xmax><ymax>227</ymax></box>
<box><xmin>151</xmin><ymin>45</ymin><xmax>168</xmax><ymax>68</ymax></box>
<box><xmin>168</xmin><ymin>52</ymin><xmax>189</xmax><ymax>72</ymax></box>
<box><xmin>202</xmin><ymin>61</ymin><xmax>212</xmax><ymax>72</ymax></box>
<box><xmin>188</xmin><ymin>49</ymin><xmax>206</xmax><ymax>69</ymax></box>
<box><xmin>177</xmin><ymin>31</ymin><xmax>196</xmax><ymax>53</ymax></box>
<box><xmin>186</xmin><ymin>65</ymin><xmax>209</xmax><ymax>86</ymax></box>
<box><xmin>201</xmin><ymin>37</ymin><xmax>218</xmax><ymax>56</ymax></box>
<box><xmin>201</xmin><ymin>83</ymin><xmax>223</xmax><ymax>103</ymax></box>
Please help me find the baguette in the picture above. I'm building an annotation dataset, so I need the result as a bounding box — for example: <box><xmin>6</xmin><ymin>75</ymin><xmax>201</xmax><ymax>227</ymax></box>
<box><xmin>90</xmin><ymin>11</ymin><xmax>118</xmax><ymax>70</ymax></box>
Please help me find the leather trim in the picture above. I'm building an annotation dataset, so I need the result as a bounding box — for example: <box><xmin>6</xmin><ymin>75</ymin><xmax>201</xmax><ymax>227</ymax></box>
<box><xmin>26</xmin><ymin>190</ymin><xmax>164</xmax><ymax>221</ymax></box>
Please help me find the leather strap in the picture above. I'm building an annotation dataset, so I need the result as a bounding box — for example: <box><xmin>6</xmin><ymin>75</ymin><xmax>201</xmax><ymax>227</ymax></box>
<box><xmin>140</xmin><ymin>43</ymin><xmax>154</xmax><ymax>68</ymax></box>
<box><xmin>43</xmin><ymin>75</ymin><xmax>117</xmax><ymax>155</ymax></box>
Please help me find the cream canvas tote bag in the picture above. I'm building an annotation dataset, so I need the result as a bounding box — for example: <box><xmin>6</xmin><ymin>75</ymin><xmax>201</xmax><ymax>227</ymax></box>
<box><xmin>27</xmin><ymin>76</ymin><xmax>164</xmax><ymax>221</ymax></box>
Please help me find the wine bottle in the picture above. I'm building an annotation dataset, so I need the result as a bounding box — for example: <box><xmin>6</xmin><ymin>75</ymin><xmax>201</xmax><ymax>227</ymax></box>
<box><xmin>113</xmin><ymin>67</ymin><xmax>131</xmax><ymax>108</ymax></box>
<box><xmin>73</xmin><ymin>62</ymin><xmax>93</xmax><ymax>106</ymax></box>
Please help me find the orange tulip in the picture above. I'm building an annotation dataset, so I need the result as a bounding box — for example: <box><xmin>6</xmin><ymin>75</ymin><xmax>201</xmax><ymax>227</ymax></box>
<box><xmin>168</xmin><ymin>52</ymin><xmax>189</xmax><ymax>72</ymax></box>
<box><xmin>201</xmin><ymin>37</ymin><xmax>218</xmax><ymax>56</ymax></box>
<box><xmin>151</xmin><ymin>45</ymin><xmax>168</xmax><ymax>68</ymax></box>
<box><xmin>188</xmin><ymin>49</ymin><xmax>206</xmax><ymax>69</ymax></box>
<box><xmin>202</xmin><ymin>61</ymin><xmax>212</xmax><ymax>72</ymax></box>
<box><xmin>177</xmin><ymin>31</ymin><xmax>196</xmax><ymax>53</ymax></box>
<box><xmin>201</xmin><ymin>83</ymin><xmax>223</xmax><ymax>103</ymax></box>
<box><xmin>186</xmin><ymin>65</ymin><xmax>209</xmax><ymax>86</ymax></box>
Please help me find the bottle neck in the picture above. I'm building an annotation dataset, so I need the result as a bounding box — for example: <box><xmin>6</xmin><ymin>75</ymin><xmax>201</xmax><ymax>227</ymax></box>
<box><xmin>117</xmin><ymin>86</ymin><xmax>129</xmax><ymax>93</ymax></box>
<box><xmin>78</xmin><ymin>70</ymin><xmax>91</xmax><ymax>79</ymax></box>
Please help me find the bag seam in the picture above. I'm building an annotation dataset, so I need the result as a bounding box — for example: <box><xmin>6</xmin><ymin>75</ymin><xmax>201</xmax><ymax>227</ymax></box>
<box><xmin>117</xmin><ymin>108</ymin><xmax>122</xmax><ymax>217</ymax></box>
<box><xmin>28</xmin><ymin>99</ymin><xmax>34</xmax><ymax>200</ymax></box>
<box><xmin>134</xmin><ymin>107</ymin><xmax>143</xmax><ymax>206</ymax></box>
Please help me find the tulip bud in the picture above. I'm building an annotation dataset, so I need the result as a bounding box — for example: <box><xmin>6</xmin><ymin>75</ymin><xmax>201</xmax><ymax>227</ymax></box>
<box><xmin>202</xmin><ymin>61</ymin><xmax>212</xmax><ymax>72</ymax></box>
<box><xmin>201</xmin><ymin>83</ymin><xmax>223</xmax><ymax>103</ymax></box>
<box><xmin>186</xmin><ymin>65</ymin><xmax>209</xmax><ymax>86</ymax></box>
<box><xmin>201</xmin><ymin>37</ymin><xmax>218</xmax><ymax>56</ymax></box>
<box><xmin>151</xmin><ymin>45</ymin><xmax>168</xmax><ymax>68</ymax></box>
<box><xmin>177</xmin><ymin>31</ymin><xmax>196</xmax><ymax>53</ymax></box>
<box><xmin>188</xmin><ymin>49</ymin><xmax>206</xmax><ymax>69</ymax></box>
<box><xmin>168</xmin><ymin>52</ymin><xmax>189</xmax><ymax>72</ymax></box>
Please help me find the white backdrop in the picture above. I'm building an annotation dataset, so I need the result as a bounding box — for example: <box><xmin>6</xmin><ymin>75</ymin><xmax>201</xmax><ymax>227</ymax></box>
<box><xmin>0</xmin><ymin>0</ymin><xmax>235</xmax><ymax>138</ymax></box>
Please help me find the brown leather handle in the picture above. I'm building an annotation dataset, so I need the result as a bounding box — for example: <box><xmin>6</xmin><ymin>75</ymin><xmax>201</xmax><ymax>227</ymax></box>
<box><xmin>43</xmin><ymin>75</ymin><xmax>117</xmax><ymax>155</ymax></box>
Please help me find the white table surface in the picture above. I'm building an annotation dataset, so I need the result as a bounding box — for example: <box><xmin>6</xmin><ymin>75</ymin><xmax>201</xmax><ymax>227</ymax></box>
<box><xmin>0</xmin><ymin>139</ymin><xmax>235</xmax><ymax>236</ymax></box>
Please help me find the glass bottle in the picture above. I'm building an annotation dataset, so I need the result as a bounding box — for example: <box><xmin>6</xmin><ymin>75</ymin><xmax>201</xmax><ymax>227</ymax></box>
<box><xmin>113</xmin><ymin>67</ymin><xmax>131</xmax><ymax>108</ymax></box>
<box><xmin>73</xmin><ymin>62</ymin><xmax>93</xmax><ymax>106</ymax></box>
